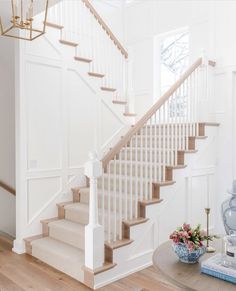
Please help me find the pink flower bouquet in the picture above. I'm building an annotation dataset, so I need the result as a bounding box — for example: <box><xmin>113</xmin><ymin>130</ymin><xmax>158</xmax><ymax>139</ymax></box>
<box><xmin>170</xmin><ymin>223</ymin><xmax>217</xmax><ymax>263</ymax></box>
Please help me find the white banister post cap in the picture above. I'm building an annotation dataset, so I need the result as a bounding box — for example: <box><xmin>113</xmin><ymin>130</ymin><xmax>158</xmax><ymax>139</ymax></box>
<box><xmin>84</xmin><ymin>151</ymin><xmax>102</xmax><ymax>179</ymax></box>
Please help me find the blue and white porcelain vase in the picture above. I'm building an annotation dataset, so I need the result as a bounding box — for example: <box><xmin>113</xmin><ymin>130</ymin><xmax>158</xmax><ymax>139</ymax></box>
<box><xmin>222</xmin><ymin>180</ymin><xmax>236</xmax><ymax>235</ymax></box>
<box><xmin>172</xmin><ymin>243</ymin><xmax>206</xmax><ymax>264</ymax></box>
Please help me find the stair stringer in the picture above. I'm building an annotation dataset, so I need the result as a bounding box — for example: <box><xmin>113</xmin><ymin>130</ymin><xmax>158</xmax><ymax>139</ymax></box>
<box><xmin>91</xmin><ymin>124</ymin><xmax>219</xmax><ymax>289</ymax></box>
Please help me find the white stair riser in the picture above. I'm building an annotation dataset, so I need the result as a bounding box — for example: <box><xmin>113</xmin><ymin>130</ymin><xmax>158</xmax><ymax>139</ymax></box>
<box><xmin>108</xmin><ymin>162</ymin><xmax>170</xmax><ymax>177</ymax></box>
<box><xmin>65</xmin><ymin>207</ymin><xmax>89</xmax><ymax>225</ymax></box>
<box><xmin>49</xmin><ymin>224</ymin><xmax>85</xmax><ymax>250</ymax></box>
<box><xmin>128</xmin><ymin>138</ymin><xmax>188</xmax><ymax>148</ymax></box>
<box><xmin>98</xmin><ymin>176</ymin><xmax>157</xmax><ymax>194</ymax></box>
<box><xmin>118</xmin><ymin>150</ymin><xmax>177</xmax><ymax>162</ymax></box>
<box><xmin>80</xmin><ymin>190</ymin><xmax>137</xmax><ymax>212</ymax></box>
<box><xmin>31</xmin><ymin>238</ymin><xmax>84</xmax><ymax>282</ymax></box>
<box><xmin>65</xmin><ymin>206</ymin><xmax>123</xmax><ymax>238</ymax></box>
<box><xmin>142</xmin><ymin>124</ymin><xmax>198</xmax><ymax>134</ymax></box>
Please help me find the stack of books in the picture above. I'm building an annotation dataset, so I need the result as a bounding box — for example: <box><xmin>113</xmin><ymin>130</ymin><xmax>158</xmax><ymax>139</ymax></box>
<box><xmin>201</xmin><ymin>254</ymin><xmax>236</xmax><ymax>284</ymax></box>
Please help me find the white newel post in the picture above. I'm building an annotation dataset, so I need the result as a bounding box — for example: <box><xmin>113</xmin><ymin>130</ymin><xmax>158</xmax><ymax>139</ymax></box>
<box><xmin>84</xmin><ymin>151</ymin><xmax>104</xmax><ymax>270</ymax></box>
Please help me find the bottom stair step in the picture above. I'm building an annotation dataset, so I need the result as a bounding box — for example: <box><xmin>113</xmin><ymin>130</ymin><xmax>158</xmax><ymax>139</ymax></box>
<box><xmin>31</xmin><ymin>237</ymin><xmax>84</xmax><ymax>282</ymax></box>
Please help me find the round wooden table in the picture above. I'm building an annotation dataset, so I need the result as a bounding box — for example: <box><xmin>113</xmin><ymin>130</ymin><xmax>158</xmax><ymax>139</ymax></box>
<box><xmin>153</xmin><ymin>240</ymin><xmax>236</xmax><ymax>291</ymax></box>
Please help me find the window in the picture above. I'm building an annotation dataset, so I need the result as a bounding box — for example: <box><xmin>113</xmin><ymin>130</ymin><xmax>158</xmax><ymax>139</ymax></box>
<box><xmin>160</xmin><ymin>31</ymin><xmax>189</xmax><ymax>94</ymax></box>
<box><xmin>154</xmin><ymin>29</ymin><xmax>189</xmax><ymax>117</ymax></box>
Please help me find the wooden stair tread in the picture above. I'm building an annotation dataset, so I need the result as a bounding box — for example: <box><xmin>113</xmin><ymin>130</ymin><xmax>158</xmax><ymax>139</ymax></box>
<box><xmin>123</xmin><ymin>217</ymin><xmax>149</xmax><ymax>227</ymax></box>
<box><xmin>139</xmin><ymin>198</ymin><xmax>163</xmax><ymax>206</ymax></box>
<box><xmin>208</xmin><ymin>60</ymin><xmax>216</xmax><ymax>67</ymax></box>
<box><xmin>166</xmin><ymin>165</ymin><xmax>187</xmax><ymax>170</ymax></box>
<box><xmin>88</xmin><ymin>72</ymin><xmax>105</xmax><ymax>78</ymax></box>
<box><xmin>195</xmin><ymin>136</ymin><xmax>208</xmax><ymax>139</ymax></box>
<box><xmin>40</xmin><ymin>217</ymin><xmax>59</xmax><ymax>224</ymax></box>
<box><xmin>44</xmin><ymin>21</ymin><xmax>64</xmax><ymax>30</ymax></box>
<box><xmin>123</xmin><ymin>112</ymin><xmax>137</xmax><ymax>117</ymax></box>
<box><xmin>101</xmin><ymin>87</ymin><xmax>116</xmax><ymax>92</ymax></box>
<box><xmin>59</xmin><ymin>40</ymin><xmax>78</xmax><ymax>47</ymax></box>
<box><xmin>105</xmin><ymin>239</ymin><xmax>133</xmax><ymax>250</ymax></box>
<box><xmin>56</xmin><ymin>201</ymin><xmax>74</xmax><ymax>207</ymax></box>
<box><xmin>74</xmin><ymin>56</ymin><xmax>92</xmax><ymax>63</ymax></box>
<box><xmin>153</xmin><ymin>181</ymin><xmax>176</xmax><ymax>187</ymax></box>
<box><xmin>112</xmin><ymin>100</ymin><xmax>127</xmax><ymax>105</ymax></box>
<box><xmin>83</xmin><ymin>261</ymin><xmax>117</xmax><ymax>275</ymax></box>
<box><xmin>200</xmin><ymin>122</ymin><xmax>220</xmax><ymax>127</ymax></box>
<box><xmin>178</xmin><ymin>150</ymin><xmax>198</xmax><ymax>154</ymax></box>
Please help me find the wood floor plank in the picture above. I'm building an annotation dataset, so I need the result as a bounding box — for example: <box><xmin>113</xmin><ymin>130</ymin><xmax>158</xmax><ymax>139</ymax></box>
<box><xmin>0</xmin><ymin>273</ymin><xmax>25</xmax><ymax>291</ymax></box>
<box><xmin>0</xmin><ymin>234</ymin><xmax>180</xmax><ymax>291</ymax></box>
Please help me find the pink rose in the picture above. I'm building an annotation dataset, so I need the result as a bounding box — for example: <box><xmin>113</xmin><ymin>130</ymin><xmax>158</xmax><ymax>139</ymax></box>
<box><xmin>183</xmin><ymin>223</ymin><xmax>190</xmax><ymax>231</ymax></box>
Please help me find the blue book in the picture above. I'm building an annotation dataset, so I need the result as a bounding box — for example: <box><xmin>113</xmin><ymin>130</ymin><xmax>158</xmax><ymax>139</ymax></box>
<box><xmin>201</xmin><ymin>254</ymin><xmax>236</xmax><ymax>284</ymax></box>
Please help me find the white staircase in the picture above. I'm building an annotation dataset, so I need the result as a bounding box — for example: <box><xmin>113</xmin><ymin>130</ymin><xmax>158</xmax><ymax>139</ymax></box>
<box><xmin>24</xmin><ymin>1</ymin><xmax>219</xmax><ymax>290</ymax></box>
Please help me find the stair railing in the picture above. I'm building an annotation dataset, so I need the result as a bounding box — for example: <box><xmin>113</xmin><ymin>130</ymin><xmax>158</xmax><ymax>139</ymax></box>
<box><xmin>47</xmin><ymin>0</ymin><xmax>129</xmax><ymax>103</ymax></box>
<box><xmin>98</xmin><ymin>57</ymin><xmax>215</xmax><ymax>244</ymax></box>
<box><xmin>0</xmin><ymin>180</ymin><xmax>15</xmax><ymax>196</ymax></box>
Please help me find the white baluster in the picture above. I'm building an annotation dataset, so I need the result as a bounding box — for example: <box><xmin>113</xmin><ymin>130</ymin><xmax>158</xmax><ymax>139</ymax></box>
<box><xmin>196</xmin><ymin>68</ymin><xmax>199</xmax><ymax>134</ymax></box>
<box><xmin>125</xmin><ymin>58</ymin><xmax>129</xmax><ymax>102</ymax></box>
<box><xmin>154</xmin><ymin>113</ymin><xmax>157</xmax><ymax>181</ymax></box>
<box><xmin>167</xmin><ymin>99</ymin><xmax>170</xmax><ymax>165</ymax></box>
<box><xmin>119</xmin><ymin>153</ymin><xmax>122</xmax><ymax>240</ymax></box>
<box><xmin>145</xmin><ymin>124</ymin><xmax>148</xmax><ymax>199</ymax></box>
<box><xmin>174</xmin><ymin>91</ymin><xmax>178</xmax><ymax>165</ymax></box>
<box><xmin>113</xmin><ymin>156</ymin><xmax>117</xmax><ymax>241</ymax></box>
<box><xmin>149</xmin><ymin>117</ymin><xmax>153</xmax><ymax>200</ymax></box>
<box><xmin>129</xmin><ymin>139</ymin><xmax>133</xmax><ymax>219</ymax></box>
<box><xmin>102</xmin><ymin>169</ymin><xmax>105</xmax><ymax>228</ymax></box>
<box><xmin>140</xmin><ymin>128</ymin><xmax>143</xmax><ymax>200</ymax></box>
<box><xmin>135</xmin><ymin>133</ymin><xmax>138</xmax><ymax>218</ymax></box>
<box><xmin>194</xmin><ymin>70</ymin><xmax>197</xmax><ymax>135</ymax></box>
<box><xmin>158</xmin><ymin>110</ymin><xmax>161</xmax><ymax>181</ymax></box>
<box><xmin>184</xmin><ymin>81</ymin><xmax>187</xmax><ymax>149</ymax></box>
<box><xmin>107</xmin><ymin>162</ymin><xmax>111</xmax><ymax>243</ymax></box>
<box><xmin>163</xmin><ymin>104</ymin><xmax>166</xmax><ymax>181</ymax></box>
<box><xmin>124</xmin><ymin>145</ymin><xmax>128</xmax><ymax>220</ymax></box>
<box><xmin>181</xmin><ymin>83</ymin><xmax>185</xmax><ymax>150</ymax></box>
<box><xmin>186</xmin><ymin>76</ymin><xmax>189</xmax><ymax>147</ymax></box>
<box><xmin>170</xmin><ymin>95</ymin><xmax>174</xmax><ymax>165</ymax></box>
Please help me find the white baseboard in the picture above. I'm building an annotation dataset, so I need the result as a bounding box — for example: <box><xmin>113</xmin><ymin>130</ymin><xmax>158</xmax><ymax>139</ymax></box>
<box><xmin>12</xmin><ymin>239</ymin><xmax>26</xmax><ymax>254</ymax></box>
<box><xmin>94</xmin><ymin>260</ymin><xmax>153</xmax><ymax>289</ymax></box>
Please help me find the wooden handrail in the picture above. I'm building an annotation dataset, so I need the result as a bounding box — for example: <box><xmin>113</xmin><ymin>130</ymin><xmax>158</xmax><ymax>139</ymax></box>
<box><xmin>102</xmin><ymin>57</ymin><xmax>204</xmax><ymax>168</ymax></box>
<box><xmin>81</xmin><ymin>0</ymin><xmax>128</xmax><ymax>59</ymax></box>
<box><xmin>0</xmin><ymin>180</ymin><xmax>16</xmax><ymax>196</ymax></box>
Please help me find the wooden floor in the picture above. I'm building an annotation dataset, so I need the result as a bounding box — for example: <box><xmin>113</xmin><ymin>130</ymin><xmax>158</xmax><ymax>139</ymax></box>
<box><xmin>0</xmin><ymin>234</ymin><xmax>181</xmax><ymax>291</ymax></box>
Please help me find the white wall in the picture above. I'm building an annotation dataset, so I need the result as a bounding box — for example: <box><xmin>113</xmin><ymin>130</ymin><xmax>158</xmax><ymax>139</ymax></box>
<box><xmin>13</xmin><ymin>26</ymin><xmax>129</xmax><ymax>253</ymax></box>
<box><xmin>0</xmin><ymin>37</ymin><xmax>16</xmax><ymax>236</ymax></box>
<box><xmin>124</xmin><ymin>0</ymin><xmax>212</xmax><ymax>118</ymax></box>
<box><xmin>91</xmin><ymin>0</ymin><xmax>125</xmax><ymax>44</ymax></box>
<box><xmin>211</xmin><ymin>0</ymin><xmax>236</xmax><ymax>234</ymax></box>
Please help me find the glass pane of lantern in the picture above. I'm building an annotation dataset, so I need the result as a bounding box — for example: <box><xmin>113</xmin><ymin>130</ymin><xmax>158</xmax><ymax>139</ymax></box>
<box><xmin>0</xmin><ymin>0</ymin><xmax>49</xmax><ymax>41</ymax></box>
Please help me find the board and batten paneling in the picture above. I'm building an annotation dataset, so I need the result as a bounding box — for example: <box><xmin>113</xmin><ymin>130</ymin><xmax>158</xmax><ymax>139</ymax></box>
<box><xmin>14</xmin><ymin>27</ymin><xmax>128</xmax><ymax>251</ymax></box>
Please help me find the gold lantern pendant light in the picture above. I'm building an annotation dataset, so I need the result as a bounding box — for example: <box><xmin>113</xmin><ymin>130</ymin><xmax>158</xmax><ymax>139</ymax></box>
<box><xmin>0</xmin><ymin>0</ymin><xmax>49</xmax><ymax>41</ymax></box>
